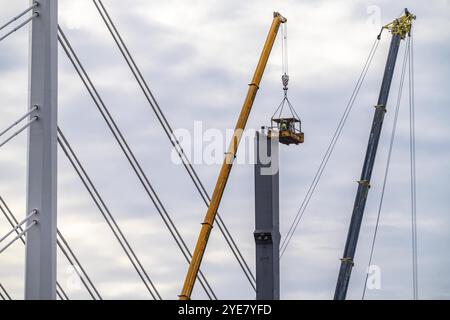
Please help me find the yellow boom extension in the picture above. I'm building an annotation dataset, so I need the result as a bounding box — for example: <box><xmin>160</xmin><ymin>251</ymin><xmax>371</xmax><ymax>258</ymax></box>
<box><xmin>179</xmin><ymin>12</ymin><xmax>287</xmax><ymax>300</ymax></box>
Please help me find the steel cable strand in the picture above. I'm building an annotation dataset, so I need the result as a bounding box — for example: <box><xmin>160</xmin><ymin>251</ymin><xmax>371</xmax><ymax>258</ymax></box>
<box><xmin>92</xmin><ymin>0</ymin><xmax>255</xmax><ymax>289</ymax></box>
<box><xmin>57</xmin><ymin>230</ymin><xmax>102</xmax><ymax>300</ymax></box>
<box><xmin>0</xmin><ymin>283</ymin><xmax>11</xmax><ymax>300</ymax></box>
<box><xmin>57</xmin><ymin>130</ymin><xmax>161</xmax><ymax>300</ymax></box>
<box><xmin>58</xmin><ymin>26</ymin><xmax>217</xmax><ymax>299</ymax></box>
<box><xmin>280</xmin><ymin>38</ymin><xmax>380</xmax><ymax>257</ymax></box>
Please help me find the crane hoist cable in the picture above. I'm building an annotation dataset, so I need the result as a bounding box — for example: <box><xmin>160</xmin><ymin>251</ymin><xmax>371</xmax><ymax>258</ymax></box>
<box><xmin>268</xmin><ymin>23</ymin><xmax>304</xmax><ymax>146</ymax></box>
<box><xmin>272</xmin><ymin>25</ymin><xmax>300</xmax><ymax>123</ymax></box>
<box><xmin>408</xmin><ymin>26</ymin><xmax>418</xmax><ymax>300</ymax></box>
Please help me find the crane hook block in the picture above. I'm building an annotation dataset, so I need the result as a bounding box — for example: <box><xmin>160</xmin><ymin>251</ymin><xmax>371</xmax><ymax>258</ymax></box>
<box><xmin>282</xmin><ymin>74</ymin><xmax>289</xmax><ymax>90</ymax></box>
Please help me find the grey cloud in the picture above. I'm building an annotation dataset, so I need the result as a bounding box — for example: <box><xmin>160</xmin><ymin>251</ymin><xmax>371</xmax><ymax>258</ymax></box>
<box><xmin>0</xmin><ymin>0</ymin><xmax>449</xmax><ymax>300</ymax></box>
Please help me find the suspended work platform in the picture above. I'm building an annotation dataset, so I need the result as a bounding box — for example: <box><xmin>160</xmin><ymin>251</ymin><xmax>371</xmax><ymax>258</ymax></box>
<box><xmin>268</xmin><ymin>118</ymin><xmax>304</xmax><ymax>145</ymax></box>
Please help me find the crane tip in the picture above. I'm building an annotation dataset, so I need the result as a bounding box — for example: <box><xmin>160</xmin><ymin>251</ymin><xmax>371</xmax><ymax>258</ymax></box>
<box><xmin>273</xmin><ymin>12</ymin><xmax>287</xmax><ymax>23</ymax></box>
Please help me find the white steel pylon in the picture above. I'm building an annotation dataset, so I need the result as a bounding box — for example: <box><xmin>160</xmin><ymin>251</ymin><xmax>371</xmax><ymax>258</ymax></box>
<box><xmin>25</xmin><ymin>0</ymin><xmax>58</xmax><ymax>300</ymax></box>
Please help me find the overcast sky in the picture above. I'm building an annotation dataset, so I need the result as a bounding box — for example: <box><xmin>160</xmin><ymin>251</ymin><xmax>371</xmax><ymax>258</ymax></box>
<box><xmin>0</xmin><ymin>0</ymin><xmax>449</xmax><ymax>300</ymax></box>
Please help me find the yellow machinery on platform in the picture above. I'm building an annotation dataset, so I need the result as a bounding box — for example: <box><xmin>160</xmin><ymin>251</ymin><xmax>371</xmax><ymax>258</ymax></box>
<box><xmin>269</xmin><ymin>118</ymin><xmax>304</xmax><ymax>145</ymax></box>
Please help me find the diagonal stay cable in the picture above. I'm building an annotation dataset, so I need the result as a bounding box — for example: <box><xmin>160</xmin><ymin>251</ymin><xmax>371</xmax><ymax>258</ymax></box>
<box><xmin>0</xmin><ymin>221</ymin><xmax>37</xmax><ymax>255</ymax></box>
<box><xmin>56</xmin><ymin>283</ymin><xmax>69</xmax><ymax>301</ymax></box>
<box><xmin>58</xmin><ymin>25</ymin><xmax>217</xmax><ymax>299</ymax></box>
<box><xmin>0</xmin><ymin>197</ymin><xmax>68</xmax><ymax>300</ymax></box>
<box><xmin>92</xmin><ymin>0</ymin><xmax>255</xmax><ymax>289</ymax></box>
<box><xmin>57</xmin><ymin>229</ymin><xmax>101</xmax><ymax>300</ymax></box>
<box><xmin>0</xmin><ymin>210</ymin><xmax>36</xmax><ymax>244</ymax></box>
<box><xmin>93</xmin><ymin>0</ymin><xmax>255</xmax><ymax>289</ymax></box>
<box><xmin>0</xmin><ymin>117</ymin><xmax>38</xmax><ymax>149</ymax></box>
<box><xmin>0</xmin><ymin>196</ymin><xmax>88</xmax><ymax>300</ymax></box>
<box><xmin>280</xmin><ymin>37</ymin><xmax>381</xmax><ymax>258</ymax></box>
<box><xmin>56</xmin><ymin>235</ymin><xmax>100</xmax><ymax>300</ymax></box>
<box><xmin>57</xmin><ymin>128</ymin><xmax>161</xmax><ymax>300</ymax></box>
<box><xmin>0</xmin><ymin>13</ymin><xmax>38</xmax><ymax>43</ymax></box>
<box><xmin>0</xmin><ymin>105</ymin><xmax>38</xmax><ymax>139</ymax></box>
<box><xmin>0</xmin><ymin>2</ymin><xmax>38</xmax><ymax>33</ymax></box>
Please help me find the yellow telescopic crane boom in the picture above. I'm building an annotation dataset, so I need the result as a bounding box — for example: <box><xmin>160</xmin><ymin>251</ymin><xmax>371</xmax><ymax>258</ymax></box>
<box><xmin>179</xmin><ymin>12</ymin><xmax>287</xmax><ymax>300</ymax></box>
